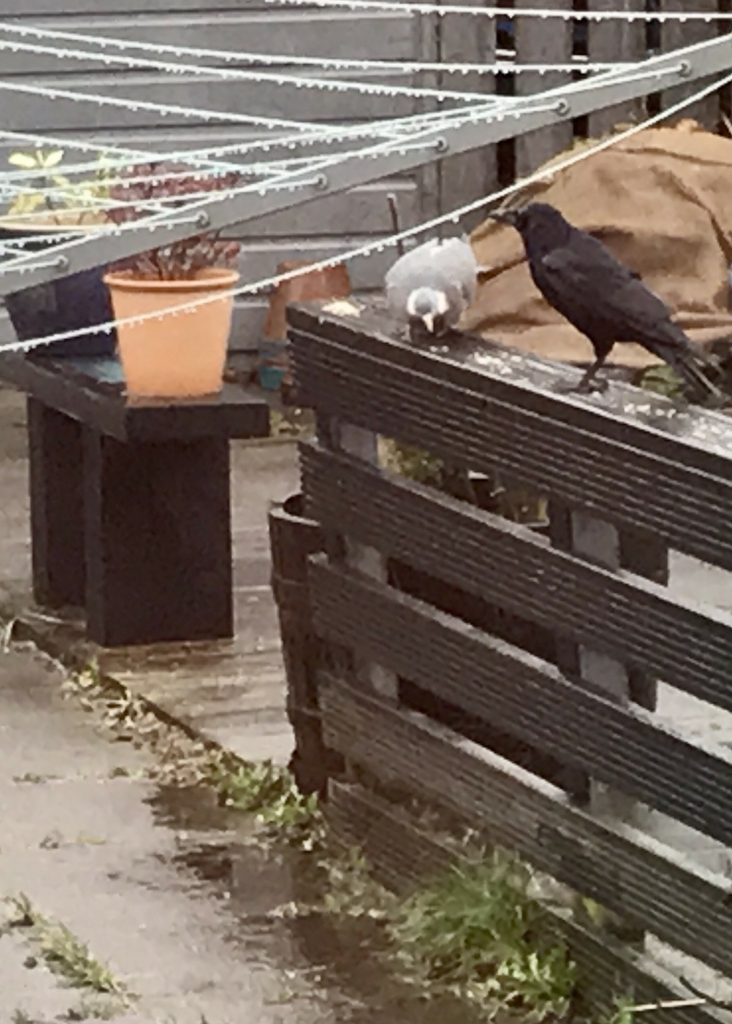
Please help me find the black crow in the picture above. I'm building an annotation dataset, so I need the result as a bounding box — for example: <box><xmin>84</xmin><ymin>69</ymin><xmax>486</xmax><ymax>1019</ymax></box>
<box><xmin>490</xmin><ymin>202</ymin><xmax>724</xmax><ymax>402</ymax></box>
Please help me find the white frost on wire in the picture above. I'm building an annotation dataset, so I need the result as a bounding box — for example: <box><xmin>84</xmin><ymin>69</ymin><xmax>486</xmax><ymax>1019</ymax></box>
<box><xmin>0</xmin><ymin>35</ymin><xmax>502</xmax><ymax>105</ymax></box>
<box><xmin>0</xmin><ymin>79</ymin><xmax>331</xmax><ymax>135</ymax></box>
<box><xmin>0</xmin><ymin>38</ymin><xmax>693</xmax><ymax>196</ymax></box>
<box><xmin>1</xmin><ymin>68</ymin><xmax>728</xmax><ymax>356</ymax></box>
<box><xmin>0</xmin><ymin>41</ymin><xmax>707</xmax><ymax>276</ymax></box>
<box><xmin>0</xmin><ymin>80</ymin><xmax>581</xmax><ymax>265</ymax></box>
<box><xmin>261</xmin><ymin>0</ymin><xmax>730</xmax><ymax>20</ymax></box>
<box><xmin>0</xmin><ymin>20</ymin><xmax>630</xmax><ymax>77</ymax></box>
<box><xmin>0</xmin><ymin>101</ymin><xmax>499</xmax><ymax>243</ymax></box>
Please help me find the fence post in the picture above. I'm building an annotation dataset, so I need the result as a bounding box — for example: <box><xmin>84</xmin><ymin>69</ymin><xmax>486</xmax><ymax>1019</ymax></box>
<box><xmin>661</xmin><ymin>0</ymin><xmax>721</xmax><ymax>130</ymax></box>
<box><xmin>437</xmin><ymin>0</ymin><xmax>499</xmax><ymax>231</ymax></box>
<box><xmin>269</xmin><ymin>494</ymin><xmax>336</xmax><ymax>795</ymax></box>
<box><xmin>548</xmin><ymin>502</ymin><xmax>668</xmax><ymax>942</ymax></box>
<box><xmin>514</xmin><ymin>0</ymin><xmax>574</xmax><ymax>176</ymax></box>
<box><xmin>587</xmin><ymin>0</ymin><xmax>646</xmax><ymax>137</ymax></box>
<box><xmin>317</xmin><ymin>417</ymin><xmax>399</xmax><ymax>702</ymax></box>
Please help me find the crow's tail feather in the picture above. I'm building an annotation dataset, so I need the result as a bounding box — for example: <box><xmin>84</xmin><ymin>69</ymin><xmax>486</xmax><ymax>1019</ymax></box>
<box><xmin>662</xmin><ymin>343</ymin><xmax>725</xmax><ymax>402</ymax></box>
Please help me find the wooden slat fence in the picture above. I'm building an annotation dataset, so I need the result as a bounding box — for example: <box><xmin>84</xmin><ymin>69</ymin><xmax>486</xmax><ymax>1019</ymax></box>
<box><xmin>285</xmin><ymin>298</ymin><xmax>732</xmax><ymax>1014</ymax></box>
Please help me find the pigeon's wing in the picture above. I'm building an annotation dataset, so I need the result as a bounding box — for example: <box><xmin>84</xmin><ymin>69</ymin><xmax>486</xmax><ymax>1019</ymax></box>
<box><xmin>432</xmin><ymin>238</ymin><xmax>478</xmax><ymax>275</ymax></box>
<box><xmin>540</xmin><ymin>236</ymin><xmax>678</xmax><ymax>345</ymax></box>
<box><xmin>385</xmin><ymin>273</ymin><xmax>409</xmax><ymax>321</ymax></box>
<box><xmin>432</xmin><ymin>238</ymin><xmax>478</xmax><ymax>306</ymax></box>
<box><xmin>384</xmin><ymin>237</ymin><xmax>478</xmax><ymax>320</ymax></box>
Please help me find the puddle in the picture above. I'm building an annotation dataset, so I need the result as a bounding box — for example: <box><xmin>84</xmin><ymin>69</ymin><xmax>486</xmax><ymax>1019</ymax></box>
<box><xmin>147</xmin><ymin>784</ymin><xmax>485</xmax><ymax>1024</ymax></box>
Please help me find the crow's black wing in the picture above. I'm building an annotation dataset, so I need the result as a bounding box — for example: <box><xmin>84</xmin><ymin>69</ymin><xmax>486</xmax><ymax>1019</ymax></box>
<box><xmin>539</xmin><ymin>234</ymin><xmax>678</xmax><ymax>346</ymax></box>
<box><xmin>540</xmin><ymin>235</ymin><xmax>723</xmax><ymax>400</ymax></box>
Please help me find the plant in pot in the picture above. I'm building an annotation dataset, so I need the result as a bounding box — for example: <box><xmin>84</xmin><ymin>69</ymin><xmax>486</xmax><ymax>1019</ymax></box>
<box><xmin>103</xmin><ymin>162</ymin><xmax>243</xmax><ymax>399</ymax></box>
<box><xmin>1</xmin><ymin>147</ymin><xmax>118</xmax><ymax>358</ymax></box>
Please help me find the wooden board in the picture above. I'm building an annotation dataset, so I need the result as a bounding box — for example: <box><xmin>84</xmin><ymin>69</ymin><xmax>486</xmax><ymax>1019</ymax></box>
<box><xmin>514</xmin><ymin>0</ymin><xmax>573</xmax><ymax>176</ymax></box>
<box><xmin>288</xmin><ymin>306</ymin><xmax>732</xmax><ymax>570</ymax></box>
<box><xmin>326</xmin><ymin>777</ymin><xmax>731</xmax><ymax>1024</ymax></box>
<box><xmin>0</xmin><ymin>12</ymin><xmax>415</xmax><ymax>75</ymax></box>
<box><xmin>310</xmin><ymin>557</ymin><xmax>732</xmax><ymax>846</ymax></box>
<box><xmin>301</xmin><ymin>442</ymin><xmax>732</xmax><ymax>715</ymax></box>
<box><xmin>320</xmin><ymin>676</ymin><xmax>732</xmax><ymax>980</ymax></box>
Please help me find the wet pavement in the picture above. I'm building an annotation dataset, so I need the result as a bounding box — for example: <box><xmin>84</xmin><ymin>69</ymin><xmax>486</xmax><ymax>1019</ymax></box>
<box><xmin>0</xmin><ymin>643</ymin><xmax>486</xmax><ymax>1024</ymax></box>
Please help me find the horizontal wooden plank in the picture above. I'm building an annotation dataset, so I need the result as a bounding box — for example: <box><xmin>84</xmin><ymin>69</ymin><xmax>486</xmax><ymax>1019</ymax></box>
<box><xmin>288</xmin><ymin>308</ymin><xmax>732</xmax><ymax>570</ymax></box>
<box><xmin>310</xmin><ymin>558</ymin><xmax>732</xmax><ymax>846</ymax></box>
<box><xmin>0</xmin><ymin>1</ymin><xmax>282</xmax><ymax>13</ymax></box>
<box><xmin>326</xmin><ymin>779</ymin><xmax>454</xmax><ymax>893</ymax></box>
<box><xmin>326</xmin><ymin>779</ymin><xmax>731</xmax><ymax>1024</ymax></box>
<box><xmin>0</xmin><ymin>71</ymin><xmax>419</xmax><ymax>132</ymax></box>
<box><xmin>300</xmin><ymin>442</ymin><xmax>732</xmax><ymax>713</ymax></box>
<box><xmin>320</xmin><ymin>676</ymin><xmax>732</xmax><ymax>980</ymax></box>
<box><xmin>0</xmin><ymin>126</ymin><xmax>418</xmax><ymax>165</ymax></box>
<box><xmin>0</xmin><ymin>12</ymin><xmax>415</xmax><ymax>75</ymax></box>
<box><xmin>232</xmin><ymin>238</ymin><xmax>394</xmax><ymax>291</ymax></box>
<box><xmin>225</xmin><ymin>181</ymin><xmax>417</xmax><ymax>237</ymax></box>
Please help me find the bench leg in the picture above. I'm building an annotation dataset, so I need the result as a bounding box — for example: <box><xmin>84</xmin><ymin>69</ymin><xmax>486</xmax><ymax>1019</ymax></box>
<box><xmin>83</xmin><ymin>428</ymin><xmax>234</xmax><ymax>647</ymax></box>
<box><xmin>27</xmin><ymin>398</ymin><xmax>86</xmax><ymax>608</ymax></box>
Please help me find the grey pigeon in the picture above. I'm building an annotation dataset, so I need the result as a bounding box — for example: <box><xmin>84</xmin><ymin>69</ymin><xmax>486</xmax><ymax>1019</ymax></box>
<box><xmin>385</xmin><ymin>236</ymin><xmax>478</xmax><ymax>342</ymax></box>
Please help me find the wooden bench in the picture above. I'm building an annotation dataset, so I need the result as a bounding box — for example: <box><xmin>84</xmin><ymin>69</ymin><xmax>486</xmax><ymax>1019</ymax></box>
<box><xmin>0</xmin><ymin>354</ymin><xmax>270</xmax><ymax>648</ymax></box>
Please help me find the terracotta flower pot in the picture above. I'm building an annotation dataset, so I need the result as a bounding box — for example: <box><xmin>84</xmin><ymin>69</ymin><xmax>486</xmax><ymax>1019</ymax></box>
<box><xmin>104</xmin><ymin>267</ymin><xmax>239</xmax><ymax>398</ymax></box>
<box><xmin>259</xmin><ymin>260</ymin><xmax>351</xmax><ymax>390</ymax></box>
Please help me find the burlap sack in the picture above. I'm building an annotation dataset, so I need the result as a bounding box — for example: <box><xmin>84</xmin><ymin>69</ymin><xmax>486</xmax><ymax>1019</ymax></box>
<box><xmin>464</xmin><ymin>120</ymin><xmax>732</xmax><ymax>368</ymax></box>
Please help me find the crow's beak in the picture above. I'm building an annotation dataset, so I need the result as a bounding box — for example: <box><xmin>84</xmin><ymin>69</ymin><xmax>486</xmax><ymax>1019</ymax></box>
<box><xmin>489</xmin><ymin>209</ymin><xmax>517</xmax><ymax>226</ymax></box>
<box><xmin>421</xmin><ymin>313</ymin><xmax>435</xmax><ymax>333</ymax></box>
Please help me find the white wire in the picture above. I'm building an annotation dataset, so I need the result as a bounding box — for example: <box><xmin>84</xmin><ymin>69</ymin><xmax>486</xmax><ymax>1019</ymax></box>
<box><xmin>0</xmin><ymin>42</ymin><xmax>702</xmax><ymax>250</ymax></box>
<box><xmin>0</xmin><ymin>95</ymin><xmax>511</xmax><ymax>240</ymax></box>
<box><xmin>0</xmin><ymin>20</ymin><xmax>631</xmax><ymax>78</ymax></box>
<box><xmin>0</xmin><ymin>83</ymin><xmax>514</xmax><ymax>185</ymax></box>
<box><xmin>0</xmin><ymin>92</ymin><xmax>559</xmax><ymax>275</ymax></box>
<box><xmin>0</xmin><ymin>129</ymin><xmax>262</xmax><ymax>182</ymax></box>
<box><xmin>0</xmin><ymin>128</ymin><xmax>157</xmax><ymax>162</ymax></box>
<box><xmin>261</xmin><ymin>0</ymin><xmax>730</xmax><ymax>20</ymax></box>
<box><xmin>0</xmin><ymin>100</ymin><xmax>494</xmax><ymax>209</ymax></box>
<box><xmin>0</xmin><ymin>35</ymin><xmax>501</xmax><ymax>106</ymax></box>
<box><xmin>0</xmin><ymin>50</ymin><xmax>705</xmax><ymax>273</ymax></box>
<box><xmin>0</xmin><ymin>131</ymin><xmax>312</xmax><ymax>185</ymax></box>
<box><xmin>0</xmin><ymin>79</ymin><xmax>333</xmax><ymax>135</ymax></box>
<box><xmin>0</xmin><ymin>82</ymin><xmax>570</xmax><ymax>258</ymax></box>
<box><xmin>0</xmin><ymin>63</ymin><xmax>536</xmax><ymax>185</ymax></box>
<box><xmin>2</xmin><ymin>68</ymin><xmax>728</xmax><ymax>355</ymax></box>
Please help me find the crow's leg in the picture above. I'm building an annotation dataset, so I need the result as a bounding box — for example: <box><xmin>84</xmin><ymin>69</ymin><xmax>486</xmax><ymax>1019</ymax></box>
<box><xmin>575</xmin><ymin>356</ymin><xmax>609</xmax><ymax>393</ymax></box>
<box><xmin>554</xmin><ymin>354</ymin><xmax>608</xmax><ymax>395</ymax></box>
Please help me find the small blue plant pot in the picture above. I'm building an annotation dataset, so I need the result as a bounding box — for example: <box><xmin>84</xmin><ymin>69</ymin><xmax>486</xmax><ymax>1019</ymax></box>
<box><xmin>258</xmin><ymin>339</ymin><xmax>288</xmax><ymax>390</ymax></box>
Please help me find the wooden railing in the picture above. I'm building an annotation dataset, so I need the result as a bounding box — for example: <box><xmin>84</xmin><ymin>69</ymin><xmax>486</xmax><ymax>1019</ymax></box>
<box><xmin>281</xmin><ymin>298</ymin><xmax>732</xmax><ymax>1018</ymax></box>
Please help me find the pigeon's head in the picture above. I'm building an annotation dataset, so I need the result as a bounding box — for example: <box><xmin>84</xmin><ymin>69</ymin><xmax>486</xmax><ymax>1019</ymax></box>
<box><xmin>490</xmin><ymin>203</ymin><xmax>571</xmax><ymax>245</ymax></box>
<box><xmin>406</xmin><ymin>286</ymin><xmax>449</xmax><ymax>334</ymax></box>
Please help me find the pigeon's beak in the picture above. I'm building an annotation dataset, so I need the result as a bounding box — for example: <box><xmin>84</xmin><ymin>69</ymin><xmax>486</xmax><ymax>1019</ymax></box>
<box><xmin>421</xmin><ymin>313</ymin><xmax>435</xmax><ymax>333</ymax></box>
<box><xmin>489</xmin><ymin>209</ymin><xmax>517</xmax><ymax>226</ymax></box>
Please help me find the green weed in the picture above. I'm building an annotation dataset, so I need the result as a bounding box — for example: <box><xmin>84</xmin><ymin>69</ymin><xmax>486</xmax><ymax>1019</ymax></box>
<box><xmin>386</xmin><ymin>851</ymin><xmax>576</xmax><ymax>1020</ymax></box>
<box><xmin>4</xmin><ymin>895</ymin><xmax>129</xmax><ymax>1000</ymax></box>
